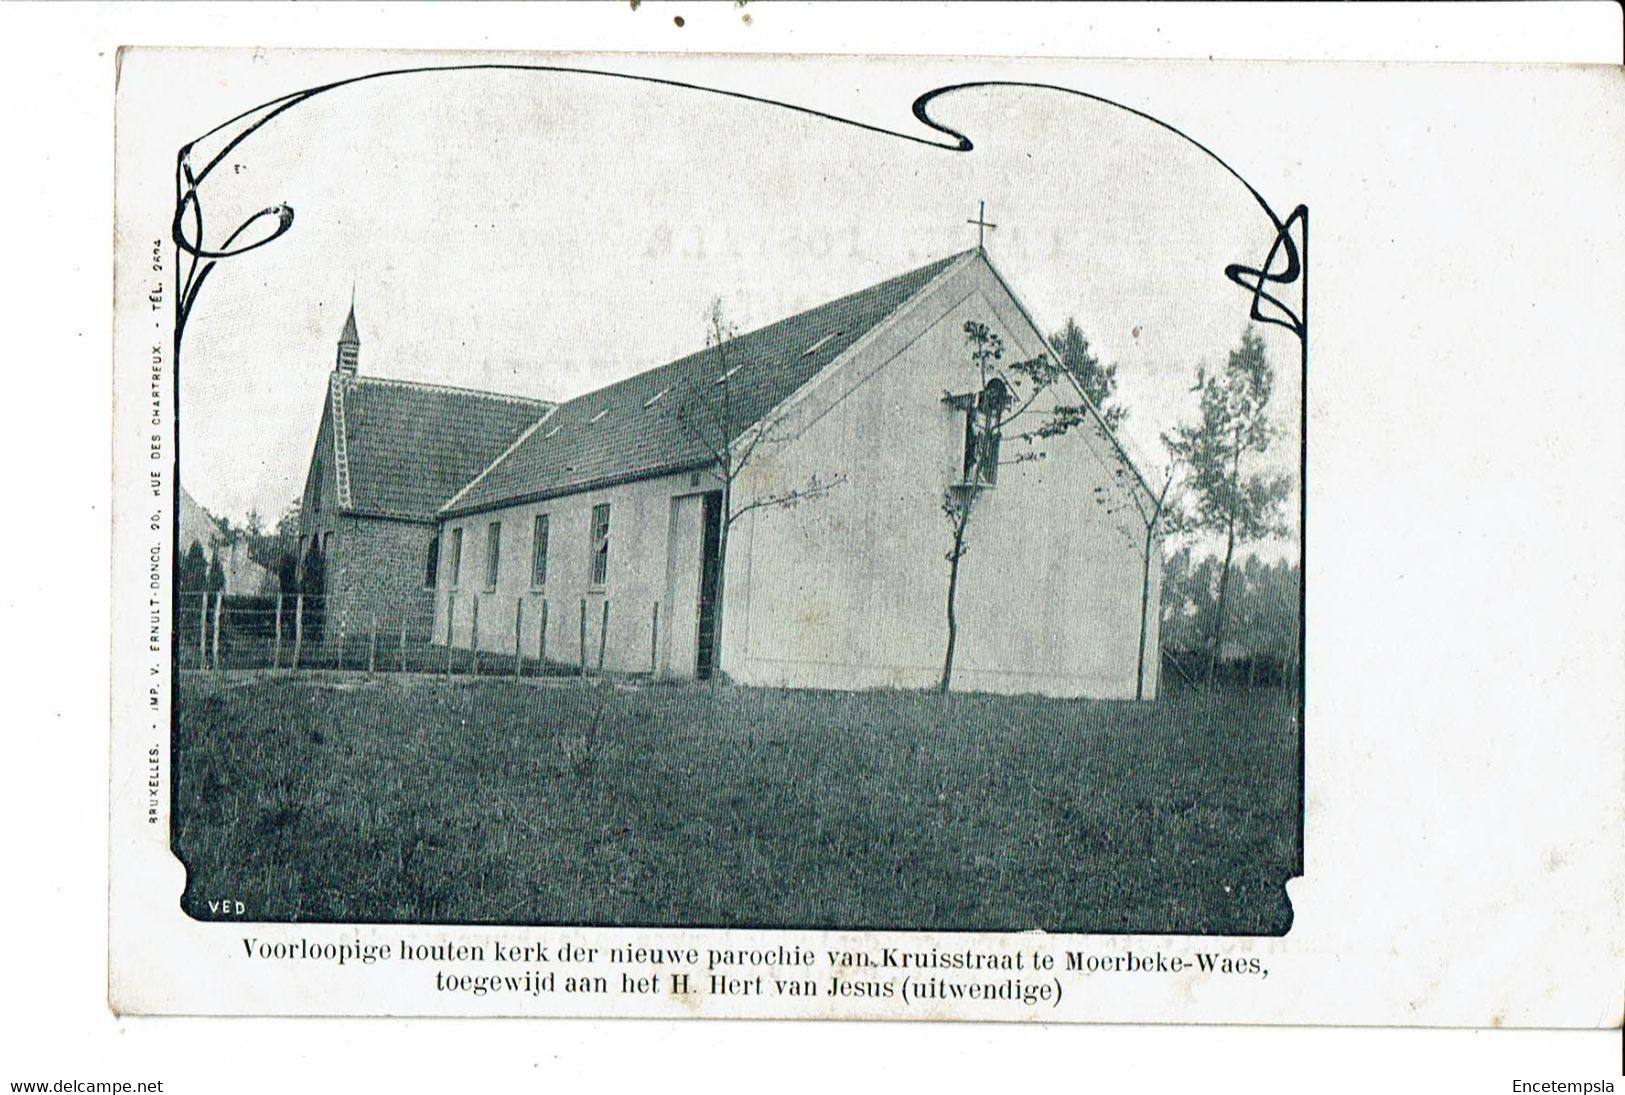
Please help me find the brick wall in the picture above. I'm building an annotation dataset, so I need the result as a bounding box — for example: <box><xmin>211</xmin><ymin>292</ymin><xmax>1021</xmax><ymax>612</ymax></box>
<box><xmin>295</xmin><ymin>514</ymin><xmax>439</xmax><ymax>648</ymax></box>
<box><xmin>327</xmin><ymin>515</ymin><xmax>441</xmax><ymax>644</ymax></box>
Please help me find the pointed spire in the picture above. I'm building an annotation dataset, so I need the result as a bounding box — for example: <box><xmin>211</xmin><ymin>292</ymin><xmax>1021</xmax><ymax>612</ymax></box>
<box><xmin>336</xmin><ymin>286</ymin><xmax>360</xmax><ymax>374</ymax></box>
<box><xmin>340</xmin><ymin>284</ymin><xmax>359</xmax><ymax>344</ymax></box>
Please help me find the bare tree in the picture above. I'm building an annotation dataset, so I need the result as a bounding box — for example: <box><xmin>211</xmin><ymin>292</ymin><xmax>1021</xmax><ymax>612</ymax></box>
<box><xmin>669</xmin><ymin>299</ymin><xmax>846</xmax><ymax>677</ymax></box>
<box><xmin>1076</xmin><ymin>449</ymin><xmax>1177</xmax><ymax>700</ymax></box>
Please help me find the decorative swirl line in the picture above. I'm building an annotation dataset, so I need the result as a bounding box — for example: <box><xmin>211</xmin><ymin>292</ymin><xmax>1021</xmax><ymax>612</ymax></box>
<box><xmin>911</xmin><ymin>80</ymin><xmax>1307</xmax><ymax>347</ymax></box>
<box><xmin>168</xmin><ymin>65</ymin><xmax>1308</xmax><ymax>362</ymax></box>
<box><xmin>172</xmin><ymin>142</ymin><xmax>295</xmax><ymax>354</ymax></box>
<box><xmin>1224</xmin><ymin>203</ymin><xmax>1307</xmax><ymax>338</ymax></box>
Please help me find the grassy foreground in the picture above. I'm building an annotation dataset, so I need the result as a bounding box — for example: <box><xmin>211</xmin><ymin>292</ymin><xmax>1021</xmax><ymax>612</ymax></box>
<box><xmin>173</xmin><ymin>674</ymin><xmax>1299</xmax><ymax>933</ymax></box>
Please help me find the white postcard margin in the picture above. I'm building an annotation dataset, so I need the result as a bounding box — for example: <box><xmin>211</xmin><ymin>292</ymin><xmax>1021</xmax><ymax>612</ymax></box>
<box><xmin>108</xmin><ymin>47</ymin><xmax>1625</xmax><ymax>1026</ymax></box>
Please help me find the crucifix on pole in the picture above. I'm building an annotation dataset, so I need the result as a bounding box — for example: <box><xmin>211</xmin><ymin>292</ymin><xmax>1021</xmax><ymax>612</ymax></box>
<box><xmin>967</xmin><ymin>201</ymin><xmax>997</xmax><ymax>251</ymax></box>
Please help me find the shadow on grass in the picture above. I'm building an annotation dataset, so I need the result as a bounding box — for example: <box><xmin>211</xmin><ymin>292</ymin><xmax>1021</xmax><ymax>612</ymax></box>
<box><xmin>173</xmin><ymin>673</ymin><xmax>1299</xmax><ymax>934</ymax></box>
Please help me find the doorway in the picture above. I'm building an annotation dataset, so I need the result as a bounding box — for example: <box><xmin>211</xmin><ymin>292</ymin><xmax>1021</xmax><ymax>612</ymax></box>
<box><xmin>695</xmin><ymin>490</ymin><xmax>723</xmax><ymax>680</ymax></box>
<box><xmin>661</xmin><ymin>489</ymin><xmax>724</xmax><ymax>679</ymax></box>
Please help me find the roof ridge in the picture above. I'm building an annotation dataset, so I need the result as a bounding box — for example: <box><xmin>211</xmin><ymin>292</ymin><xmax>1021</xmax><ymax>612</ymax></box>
<box><xmin>440</xmin><ymin>404</ymin><xmax>561</xmax><ymax>514</ymax></box>
<box><xmin>544</xmin><ymin>249</ymin><xmax>977</xmax><ymax>417</ymax></box>
<box><xmin>698</xmin><ymin>247</ymin><xmax>979</xmax><ymax>356</ymax></box>
<box><xmin>348</xmin><ymin>372</ymin><xmax>555</xmax><ymax>406</ymax></box>
<box><xmin>732</xmin><ymin>249</ymin><xmax>980</xmax><ymax>443</ymax></box>
<box><xmin>440</xmin><ymin>248</ymin><xmax>974</xmax><ymax>518</ymax></box>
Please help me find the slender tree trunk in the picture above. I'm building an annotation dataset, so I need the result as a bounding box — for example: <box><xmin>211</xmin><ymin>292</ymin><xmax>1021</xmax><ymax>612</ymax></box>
<box><xmin>1209</xmin><ymin>520</ymin><xmax>1237</xmax><ymax>686</ymax></box>
<box><xmin>940</xmin><ymin>514</ymin><xmax>968</xmax><ymax>695</ymax></box>
<box><xmin>710</xmin><ymin>373</ymin><xmax>734</xmax><ymax>681</ymax></box>
<box><xmin>1208</xmin><ymin>436</ymin><xmax>1244</xmax><ymax>687</ymax></box>
<box><xmin>711</xmin><ymin>474</ymin><xmax>732</xmax><ymax>682</ymax></box>
<box><xmin>1136</xmin><ymin>520</ymin><xmax>1155</xmax><ymax>700</ymax></box>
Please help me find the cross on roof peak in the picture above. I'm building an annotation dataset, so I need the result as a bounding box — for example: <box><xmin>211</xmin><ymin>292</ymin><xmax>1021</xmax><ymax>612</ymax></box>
<box><xmin>967</xmin><ymin>200</ymin><xmax>997</xmax><ymax>250</ymax></box>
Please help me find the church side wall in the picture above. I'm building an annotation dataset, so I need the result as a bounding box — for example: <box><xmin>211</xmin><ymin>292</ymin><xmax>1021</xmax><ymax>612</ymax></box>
<box><xmin>296</xmin><ymin>393</ymin><xmax>336</xmax><ymax>544</ymax></box>
<box><xmin>434</xmin><ymin>469</ymin><xmax>706</xmax><ymax>673</ymax></box>
<box><xmin>295</xmin><ymin>404</ymin><xmax>343</xmax><ymax>643</ymax></box>
<box><xmin>719</xmin><ymin>259</ymin><xmax>1159</xmax><ymax>699</ymax></box>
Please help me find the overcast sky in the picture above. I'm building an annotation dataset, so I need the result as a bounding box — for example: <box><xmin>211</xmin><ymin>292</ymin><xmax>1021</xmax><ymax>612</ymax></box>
<box><xmin>179</xmin><ymin>63</ymin><xmax>1301</xmax><ymax>553</ymax></box>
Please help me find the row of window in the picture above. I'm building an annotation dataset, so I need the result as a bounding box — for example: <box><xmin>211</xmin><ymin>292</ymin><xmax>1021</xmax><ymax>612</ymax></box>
<box><xmin>430</xmin><ymin>502</ymin><xmax>611</xmax><ymax>593</ymax></box>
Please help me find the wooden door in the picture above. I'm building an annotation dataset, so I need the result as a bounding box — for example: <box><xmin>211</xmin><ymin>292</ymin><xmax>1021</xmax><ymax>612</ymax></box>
<box><xmin>661</xmin><ymin>493</ymin><xmax>705</xmax><ymax>677</ymax></box>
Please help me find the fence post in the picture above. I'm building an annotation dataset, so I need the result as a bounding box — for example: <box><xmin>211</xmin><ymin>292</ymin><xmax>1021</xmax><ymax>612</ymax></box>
<box><xmin>399</xmin><ymin>613</ymin><xmax>408</xmax><ymax>673</ymax></box>
<box><xmin>513</xmin><ymin>599</ymin><xmax>524</xmax><ymax>678</ymax></box>
<box><xmin>445</xmin><ymin>596</ymin><xmax>456</xmax><ymax>677</ymax></box>
<box><xmin>293</xmin><ymin>594</ymin><xmax>304</xmax><ymax>669</ymax></box>
<box><xmin>196</xmin><ymin>593</ymin><xmax>207</xmax><ymax>670</ymax></box>
<box><xmin>597</xmin><ymin>599</ymin><xmax>610</xmax><ymax>675</ymax></box>
<box><xmin>650</xmin><ymin>601</ymin><xmax>659</xmax><ymax>677</ymax></box>
<box><xmin>471</xmin><ymin>594</ymin><xmax>481</xmax><ymax>676</ymax></box>
<box><xmin>369</xmin><ymin>615</ymin><xmax>378</xmax><ymax>674</ymax></box>
<box><xmin>538</xmin><ymin>598</ymin><xmax>549</xmax><ymax>674</ymax></box>
<box><xmin>272</xmin><ymin>592</ymin><xmax>283</xmax><ymax>670</ymax></box>
<box><xmin>578</xmin><ymin>599</ymin><xmax>587</xmax><ymax>681</ymax></box>
<box><xmin>211</xmin><ymin>591</ymin><xmax>223</xmax><ymax>673</ymax></box>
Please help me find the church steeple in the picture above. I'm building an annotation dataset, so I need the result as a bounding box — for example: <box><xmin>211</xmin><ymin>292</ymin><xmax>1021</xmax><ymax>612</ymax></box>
<box><xmin>336</xmin><ymin>292</ymin><xmax>360</xmax><ymax>375</ymax></box>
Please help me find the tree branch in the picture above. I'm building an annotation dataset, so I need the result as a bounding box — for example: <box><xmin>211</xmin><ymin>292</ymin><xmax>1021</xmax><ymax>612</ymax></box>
<box><xmin>727</xmin><ymin>474</ymin><xmax>847</xmax><ymax>527</ymax></box>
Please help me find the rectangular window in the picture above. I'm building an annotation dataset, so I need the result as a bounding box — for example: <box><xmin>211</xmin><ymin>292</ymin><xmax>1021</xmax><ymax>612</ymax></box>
<box><xmin>589</xmin><ymin>503</ymin><xmax>611</xmax><ymax>588</ymax></box>
<box><xmin>961</xmin><ymin>405</ymin><xmax>1000</xmax><ymax>486</ymax></box>
<box><xmin>449</xmin><ymin>527</ymin><xmax>463</xmax><ymax>587</ymax></box>
<box><xmin>531</xmin><ymin>513</ymin><xmax>550</xmax><ymax>588</ymax></box>
<box><xmin>485</xmin><ymin>521</ymin><xmax>502</xmax><ymax>592</ymax></box>
<box><xmin>976</xmin><ymin>425</ymin><xmax>1001</xmax><ymax>485</ymax></box>
<box><xmin>424</xmin><ymin>533</ymin><xmax>440</xmax><ymax>589</ymax></box>
<box><xmin>961</xmin><ymin>407</ymin><xmax>978</xmax><ymax>480</ymax></box>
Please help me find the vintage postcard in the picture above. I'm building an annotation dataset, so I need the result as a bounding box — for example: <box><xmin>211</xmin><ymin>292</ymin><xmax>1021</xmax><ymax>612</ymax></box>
<box><xmin>109</xmin><ymin>47</ymin><xmax>1622</xmax><ymax>1023</ymax></box>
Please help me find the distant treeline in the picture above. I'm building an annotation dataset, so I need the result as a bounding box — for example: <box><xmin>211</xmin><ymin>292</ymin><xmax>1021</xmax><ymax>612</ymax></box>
<box><xmin>1162</xmin><ymin>547</ymin><xmax>1300</xmax><ymax>687</ymax></box>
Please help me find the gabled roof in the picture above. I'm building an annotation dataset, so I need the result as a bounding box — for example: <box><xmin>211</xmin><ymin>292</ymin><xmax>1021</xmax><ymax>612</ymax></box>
<box><xmin>443</xmin><ymin>250</ymin><xmax>974</xmax><ymax>516</ymax></box>
<box><xmin>330</xmin><ymin>375</ymin><xmax>553</xmax><ymax>521</ymax></box>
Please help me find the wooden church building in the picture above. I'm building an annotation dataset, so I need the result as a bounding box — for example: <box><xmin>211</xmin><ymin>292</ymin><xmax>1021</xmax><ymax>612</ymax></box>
<box><xmin>425</xmin><ymin>248</ymin><xmax>1164</xmax><ymax>699</ymax></box>
<box><xmin>296</xmin><ymin>306</ymin><xmax>553</xmax><ymax>644</ymax></box>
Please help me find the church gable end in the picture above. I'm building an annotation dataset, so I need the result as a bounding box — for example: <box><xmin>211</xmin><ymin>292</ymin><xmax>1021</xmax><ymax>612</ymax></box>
<box><xmin>298</xmin><ymin>300</ymin><xmax>555</xmax><ymax>525</ymax></box>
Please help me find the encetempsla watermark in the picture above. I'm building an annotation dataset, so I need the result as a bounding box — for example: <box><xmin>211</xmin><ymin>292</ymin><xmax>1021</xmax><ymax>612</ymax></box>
<box><xmin>1510</xmin><ymin>1083</ymin><xmax>1615</xmax><ymax>1093</ymax></box>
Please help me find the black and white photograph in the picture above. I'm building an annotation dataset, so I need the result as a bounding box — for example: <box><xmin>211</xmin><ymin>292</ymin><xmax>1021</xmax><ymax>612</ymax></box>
<box><xmin>162</xmin><ymin>59</ymin><xmax>1304</xmax><ymax>936</ymax></box>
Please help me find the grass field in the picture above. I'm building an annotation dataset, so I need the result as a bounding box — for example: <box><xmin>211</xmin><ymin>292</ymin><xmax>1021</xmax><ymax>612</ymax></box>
<box><xmin>172</xmin><ymin>674</ymin><xmax>1300</xmax><ymax>934</ymax></box>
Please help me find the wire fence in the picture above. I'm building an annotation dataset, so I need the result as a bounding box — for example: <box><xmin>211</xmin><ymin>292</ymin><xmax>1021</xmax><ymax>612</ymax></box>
<box><xmin>1160</xmin><ymin>646</ymin><xmax>1301</xmax><ymax>691</ymax></box>
<box><xmin>176</xmin><ymin>592</ymin><xmax>1299</xmax><ymax>693</ymax></box>
<box><xmin>176</xmin><ymin>592</ymin><xmax>625</xmax><ymax>679</ymax></box>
